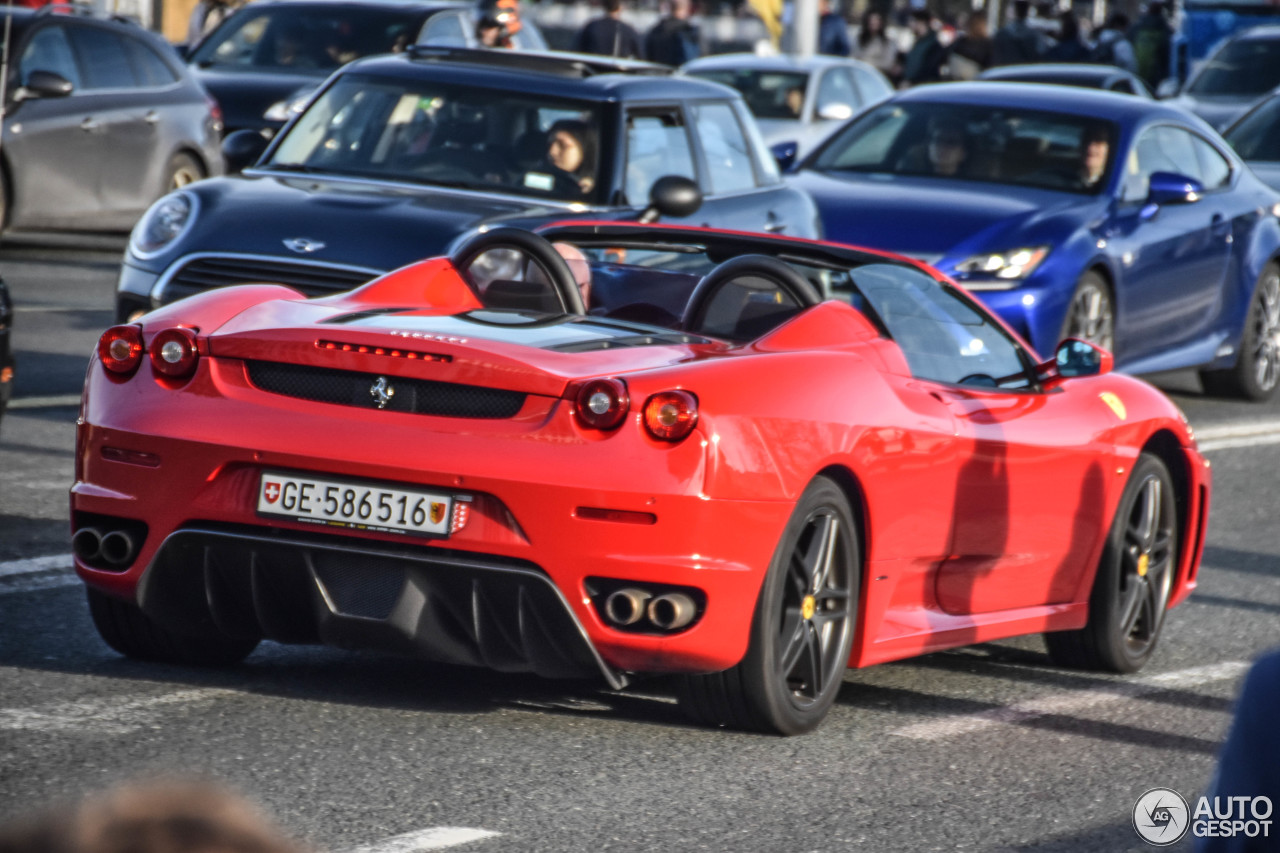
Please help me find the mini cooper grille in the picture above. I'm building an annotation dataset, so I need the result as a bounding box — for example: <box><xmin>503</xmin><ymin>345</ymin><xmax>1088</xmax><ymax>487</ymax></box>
<box><xmin>162</xmin><ymin>257</ymin><xmax>377</xmax><ymax>303</ymax></box>
<box><xmin>245</xmin><ymin>360</ymin><xmax>527</xmax><ymax>419</ymax></box>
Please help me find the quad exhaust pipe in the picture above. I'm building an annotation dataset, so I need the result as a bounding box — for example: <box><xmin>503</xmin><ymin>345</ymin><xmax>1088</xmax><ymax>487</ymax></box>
<box><xmin>72</xmin><ymin>523</ymin><xmax>143</xmax><ymax>570</ymax></box>
<box><xmin>601</xmin><ymin>587</ymin><xmax>698</xmax><ymax>632</ymax></box>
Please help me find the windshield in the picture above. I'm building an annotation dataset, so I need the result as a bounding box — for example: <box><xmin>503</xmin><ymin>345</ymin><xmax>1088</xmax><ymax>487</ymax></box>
<box><xmin>190</xmin><ymin>7</ymin><xmax>425</xmax><ymax>71</ymax></box>
<box><xmin>1225</xmin><ymin>97</ymin><xmax>1280</xmax><ymax>160</ymax></box>
<box><xmin>267</xmin><ymin>75</ymin><xmax>604</xmax><ymax>203</ymax></box>
<box><xmin>1188</xmin><ymin>37</ymin><xmax>1280</xmax><ymax>96</ymax></box>
<box><xmin>809</xmin><ymin>102</ymin><xmax>1118</xmax><ymax>194</ymax></box>
<box><xmin>686</xmin><ymin>69</ymin><xmax>810</xmax><ymax>119</ymax></box>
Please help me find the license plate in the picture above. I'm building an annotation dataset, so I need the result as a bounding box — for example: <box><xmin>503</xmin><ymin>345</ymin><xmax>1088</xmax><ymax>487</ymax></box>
<box><xmin>257</xmin><ymin>472</ymin><xmax>452</xmax><ymax>537</ymax></box>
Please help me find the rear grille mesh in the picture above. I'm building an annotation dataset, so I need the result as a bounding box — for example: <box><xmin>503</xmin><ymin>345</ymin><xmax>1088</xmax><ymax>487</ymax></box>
<box><xmin>245</xmin><ymin>360</ymin><xmax>527</xmax><ymax>419</ymax></box>
<box><xmin>161</xmin><ymin>257</ymin><xmax>377</xmax><ymax>302</ymax></box>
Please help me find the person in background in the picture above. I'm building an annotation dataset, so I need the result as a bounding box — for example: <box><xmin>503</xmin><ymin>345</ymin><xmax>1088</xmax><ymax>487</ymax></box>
<box><xmin>818</xmin><ymin>0</ymin><xmax>851</xmax><ymax>57</ymax></box>
<box><xmin>1044</xmin><ymin>11</ymin><xmax>1090</xmax><ymax>62</ymax></box>
<box><xmin>0</xmin><ymin>779</ymin><xmax>304</xmax><ymax>853</ymax></box>
<box><xmin>1129</xmin><ymin>0</ymin><xmax>1173</xmax><ymax>90</ymax></box>
<box><xmin>899</xmin><ymin>9</ymin><xmax>944</xmax><ymax>87</ymax></box>
<box><xmin>645</xmin><ymin>0</ymin><xmax>700</xmax><ymax>66</ymax></box>
<box><xmin>475</xmin><ymin>0</ymin><xmax>523</xmax><ymax>48</ymax></box>
<box><xmin>855</xmin><ymin>9</ymin><xmax>899</xmax><ymax>83</ymax></box>
<box><xmin>187</xmin><ymin>0</ymin><xmax>241</xmax><ymax>46</ymax></box>
<box><xmin>575</xmin><ymin>0</ymin><xmax>644</xmax><ymax>59</ymax></box>
<box><xmin>1089</xmin><ymin>12</ymin><xmax>1137</xmax><ymax>72</ymax></box>
<box><xmin>947</xmin><ymin>11</ymin><xmax>992</xmax><ymax>80</ymax></box>
<box><xmin>992</xmin><ymin>0</ymin><xmax>1045</xmax><ymax>66</ymax></box>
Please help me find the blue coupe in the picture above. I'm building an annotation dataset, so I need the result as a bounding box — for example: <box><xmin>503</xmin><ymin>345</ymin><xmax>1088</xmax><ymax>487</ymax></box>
<box><xmin>790</xmin><ymin>82</ymin><xmax>1280</xmax><ymax>400</ymax></box>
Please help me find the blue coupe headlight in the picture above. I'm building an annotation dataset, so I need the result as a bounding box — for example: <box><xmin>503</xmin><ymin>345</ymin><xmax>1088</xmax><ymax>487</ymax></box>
<box><xmin>955</xmin><ymin>246</ymin><xmax>1050</xmax><ymax>288</ymax></box>
<box><xmin>130</xmin><ymin>192</ymin><xmax>198</xmax><ymax>260</ymax></box>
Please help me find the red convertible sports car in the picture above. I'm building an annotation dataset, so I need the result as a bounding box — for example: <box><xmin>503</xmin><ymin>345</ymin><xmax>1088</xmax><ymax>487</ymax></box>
<box><xmin>73</xmin><ymin>223</ymin><xmax>1210</xmax><ymax>734</ymax></box>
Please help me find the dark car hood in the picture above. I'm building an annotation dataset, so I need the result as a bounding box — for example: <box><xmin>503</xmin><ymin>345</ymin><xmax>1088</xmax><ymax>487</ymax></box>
<box><xmin>156</xmin><ymin>173</ymin><xmax>600</xmax><ymax>272</ymax></box>
<box><xmin>1169</xmin><ymin>93</ymin><xmax>1258</xmax><ymax>132</ymax></box>
<box><xmin>790</xmin><ymin>170</ymin><xmax>1092</xmax><ymax>264</ymax></box>
<box><xmin>193</xmin><ymin>67</ymin><xmax>326</xmax><ymax>132</ymax></box>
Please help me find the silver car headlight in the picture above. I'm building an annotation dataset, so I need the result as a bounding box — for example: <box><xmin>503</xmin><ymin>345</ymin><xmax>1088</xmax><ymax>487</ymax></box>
<box><xmin>263</xmin><ymin>91</ymin><xmax>312</xmax><ymax>123</ymax></box>
<box><xmin>954</xmin><ymin>246</ymin><xmax>1050</xmax><ymax>286</ymax></box>
<box><xmin>130</xmin><ymin>192</ymin><xmax>198</xmax><ymax>260</ymax></box>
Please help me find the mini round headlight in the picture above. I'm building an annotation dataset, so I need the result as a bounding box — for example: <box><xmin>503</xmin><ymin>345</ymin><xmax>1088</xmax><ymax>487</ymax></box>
<box><xmin>130</xmin><ymin>192</ymin><xmax>197</xmax><ymax>259</ymax></box>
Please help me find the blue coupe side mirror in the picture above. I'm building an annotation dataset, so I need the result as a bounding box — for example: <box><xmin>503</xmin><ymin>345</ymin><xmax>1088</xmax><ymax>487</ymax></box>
<box><xmin>1147</xmin><ymin>171</ymin><xmax>1204</xmax><ymax>206</ymax></box>
<box><xmin>770</xmin><ymin>141</ymin><xmax>799</xmax><ymax>173</ymax></box>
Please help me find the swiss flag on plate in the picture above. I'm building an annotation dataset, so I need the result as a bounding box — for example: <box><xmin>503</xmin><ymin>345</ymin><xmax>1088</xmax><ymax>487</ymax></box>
<box><xmin>263</xmin><ymin>482</ymin><xmax>281</xmax><ymax>504</ymax></box>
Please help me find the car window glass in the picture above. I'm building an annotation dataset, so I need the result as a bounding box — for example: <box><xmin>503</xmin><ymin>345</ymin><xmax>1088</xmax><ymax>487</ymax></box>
<box><xmin>692</xmin><ymin>102</ymin><xmax>756</xmax><ymax>194</ymax></box>
<box><xmin>123</xmin><ymin>36</ymin><xmax>179</xmax><ymax>87</ymax></box>
<box><xmin>816</xmin><ymin>68</ymin><xmax>858</xmax><ymax>116</ymax></box>
<box><xmin>19</xmin><ymin>25</ymin><xmax>80</xmax><ymax>88</ymax></box>
<box><xmin>850</xmin><ymin>65</ymin><xmax>892</xmax><ymax>104</ymax></box>
<box><xmin>419</xmin><ymin>12</ymin><xmax>467</xmax><ymax>47</ymax></box>
<box><xmin>67</xmin><ymin>27</ymin><xmax>137</xmax><ymax>89</ymax></box>
<box><xmin>625</xmin><ymin>110</ymin><xmax>697</xmax><ymax>205</ymax></box>
<box><xmin>1190</xmin><ymin>134</ymin><xmax>1232</xmax><ymax>190</ymax></box>
<box><xmin>1123</xmin><ymin>126</ymin><xmax>1189</xmax><ymax>202</ymax></box>
<box><xmin>269</xmin><ymin>75</ymin><xmax>604</xmax><ymax>204</ymax></box>
<box><xmin>735</xmin><ymin>100</ymin><xmax>781</xmax><ymax>184</ymax></box>
<box><xmin>1225</xmin><ymin>99</ymin><xmax>1280</xmax><ymax>161</ymax></box>
<box><xmin>1188</xmin><ymin>37</ymin><xmax>1280</xmax><ymax>97</ymax></box>
<box><xmin>850</xmin><ymin>264</ymin><xmax>1033</xmax><ymax>389</ymax></box>
<box><xmin>687</xmin><ymin>69</ymin><xmax>808</xmax><ymax>119</ymax></box>
<box><xmin>192</xmin><ymin>9</ymin><xmax>423</xmax><ymax>69</ymax></box>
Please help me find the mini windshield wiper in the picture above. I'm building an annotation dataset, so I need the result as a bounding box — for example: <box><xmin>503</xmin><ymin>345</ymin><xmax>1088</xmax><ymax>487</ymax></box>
<box><xmin>259</xmin><ymin>163</ymin><xmax>329</xmax><ymax>174</ymax></box>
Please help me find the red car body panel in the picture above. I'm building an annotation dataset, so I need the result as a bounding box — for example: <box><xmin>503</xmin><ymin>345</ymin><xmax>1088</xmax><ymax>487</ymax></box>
<box><xmin>72</xmin><ymin>224</ymin><xmax>1210</xmax><ymax>684</ymax></box>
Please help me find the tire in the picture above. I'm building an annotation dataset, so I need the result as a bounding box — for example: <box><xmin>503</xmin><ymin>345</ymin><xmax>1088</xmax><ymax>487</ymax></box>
<box><xmin>166</xmin><ymin>152</ymin><xmax>206</xmax><ymax>192</ymax></box>
<box><xmin>87</xmin><ymin>587</ymin><xmax>258</xmax><ymax>667</ymax></box>
<box><xmin>678</xmin><ymin>476</ymin><xmax>860</xmax><ymax>735</ymax></box>
<box><xmin>1060</xmin><ymin>270</ymin><xmax>1115</xmax><ymax>355</ymax></box>
<box><xmin>1200</xmin><ymin>262</ymin><xmax>1280</xmax><ymax>401</ymax></box>
<box><xmin>1044</xmin><ymin>453</ymin><xmax>1178</xmax><ymax>673</ymax></box>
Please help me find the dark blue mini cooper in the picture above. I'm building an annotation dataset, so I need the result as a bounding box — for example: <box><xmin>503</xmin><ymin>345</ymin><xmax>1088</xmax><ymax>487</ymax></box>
<box><xmin>117</xmin><ymin>47</ymin><xmax>818</xmax><ymax>322</ymax></box>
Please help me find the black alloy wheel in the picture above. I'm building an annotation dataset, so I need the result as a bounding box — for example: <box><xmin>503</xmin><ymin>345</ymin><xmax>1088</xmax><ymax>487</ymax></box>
<box><xmin>679</xmin><ymin>476</ymin><xmax>859</xmax><ymax>735</ymax></box>
<box><xmin>1201</xmin><ymin>262</ymin><xmax>1280</xmax><ymax>401</ymax></box>
<box><xmin>1045</xmin><ymin>453</ymin><xmax>1178</xmax><ymax>673</ymax></box>
<box><xmin>1061</xmin><ymin>270</ymin><xmax>1115</xmax><ymax>354</ymax></box>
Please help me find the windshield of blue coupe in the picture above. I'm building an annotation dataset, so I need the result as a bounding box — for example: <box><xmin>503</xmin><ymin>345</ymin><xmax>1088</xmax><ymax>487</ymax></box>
<box><xmin>267</xmin><ymin>75</ymin><xmax>604</xmax><ymax>203</ymax></box>
<box><xmin>810</xmin><ymin>103</ymin><xmax>1117</xmax><ymax>194</ymax></box>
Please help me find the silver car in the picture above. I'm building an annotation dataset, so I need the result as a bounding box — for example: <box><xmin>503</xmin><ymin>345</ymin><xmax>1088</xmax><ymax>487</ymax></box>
<box><xmin>1</xmin><ymin>7</ymin><xmax>223</xmax><ymax>233</ymax></box>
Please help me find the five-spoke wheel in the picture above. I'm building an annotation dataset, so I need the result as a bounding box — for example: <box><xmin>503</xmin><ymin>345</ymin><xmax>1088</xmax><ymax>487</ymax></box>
<box><xmin>1202</xmin><ymin>262</ymin><xmax>1280</xmax><ymax>401</ymax></box>
<box><xmin>1061</xmin><ymin>271</ymin><xmax>1115</xmax><ymax>355</ymax></box>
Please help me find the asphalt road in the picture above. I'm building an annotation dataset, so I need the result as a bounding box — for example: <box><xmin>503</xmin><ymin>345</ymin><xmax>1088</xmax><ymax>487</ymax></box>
<box><xmin>2</xmin><ymin>239</ymin><xmax>1279</xmax><ymax>853</ymax></box>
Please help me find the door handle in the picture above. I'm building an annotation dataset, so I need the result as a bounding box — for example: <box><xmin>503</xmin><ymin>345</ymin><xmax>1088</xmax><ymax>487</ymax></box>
<box><xmin>764</xmin><ymin>213</ymin><xmax>785</xmax><ymax>233</ymax></box>
<box><xmin>79</xmin><ymin>117</ymin><xmax>101</xmax><ymax>132</ymax></box>
<box><xmin>144</xmin><ymin>111</ymin><xmax>160</xmax><ymax>125</ymax></box>
<box><xmin>1210</xmin><ymin>213</ymin><xmax>1231</xmax><ymax>237</ymax></box>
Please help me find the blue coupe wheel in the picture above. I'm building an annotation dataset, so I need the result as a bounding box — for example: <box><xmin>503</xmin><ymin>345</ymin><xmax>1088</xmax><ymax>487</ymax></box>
<box><xmin>1061</xmin><ymin>271</ymin><xmax>1114</xmax><ymax>354</ymax></box>
<box><xmin>1201</xmin><ymin>263</ymin><xmax>1280</xmax><ymax>401</ymax></box>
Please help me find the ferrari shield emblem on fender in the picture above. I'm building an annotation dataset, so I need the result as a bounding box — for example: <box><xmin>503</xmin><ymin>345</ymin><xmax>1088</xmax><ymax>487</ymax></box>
<box><xmin>1099</xmin><ymin>391</ymin><xmax>1127</xmax><ymax>420</ymax></box>
<box><xmin>370</xmin><ymin>376</ymin><xmax>396</xmax><ymax>409</ymax></box>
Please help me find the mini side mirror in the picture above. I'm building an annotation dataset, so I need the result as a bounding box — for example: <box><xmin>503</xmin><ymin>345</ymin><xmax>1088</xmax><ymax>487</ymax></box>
<box><xmin>1147</xmin><ymin>171</ymin><xmax>1204</xmax><ymax>206</ymax></box>
<box><xmin>1050</xmin><ymin>337</ymin><xmax>1114</xmax><ymax>380</ymax></box>
<box><xmin>638</xmin><ymin>175</ymin><xmax>702</xmax><ymax>223</ymax></box>
<box><xmin>770</xmin><ymin>140</ymin><xmax>799</xmax><ymax>173</ymax></box>
<box><xmin>222</xmin><ymin>128</ymin><xmax>270</xmax><ymax>173</ymax></box>
<box><xmin>18</xmin><ymin>69</ymin><xmax>74</xmax><ymax>100</ymax></box>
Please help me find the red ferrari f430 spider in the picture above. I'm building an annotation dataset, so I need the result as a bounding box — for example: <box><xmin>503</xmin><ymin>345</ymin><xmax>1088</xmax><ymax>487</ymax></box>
<box><xmin>73</xmin><ymin>223</ymin><xmax>1209</xmax><ymax>734</ymax></box>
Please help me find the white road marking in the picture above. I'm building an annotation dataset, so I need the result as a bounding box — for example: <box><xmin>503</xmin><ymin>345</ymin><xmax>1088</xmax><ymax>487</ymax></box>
<box><xmin>346</xmin><ymin>828</ymin><xmax>500</xmax><ymax>853</ymax></box>
<box><xmin>7</xmin><ymin>394</ymin><xmax>82</xmax><ymax>410</ymax></box>
<box><xmin>0</xmin><ymin>554</ymin><xmax>71</xmax><ymax>577</ymax></box>
<box><xmin>13</xmin><ymin>305</ymin><xmax>109</xmax><ymax>313</ymax></box>
<box><xmin>0</xmin><ymin>555</ymin><xmax>77</xmax><ymax>595</ymax></box>
<box><xmin>891</xmin><ymin>660</ymin><xmax>1249</xmax><ymax>741</ymax></box>
<box><xmin>0</xmin><ymin>688</ymin><xmax>236</xmax><ymax>736</ymax></box>
<box><xmin>1195</xmin><ymin>419</ymin><xmax>1280</xmax><ymax>452</ymax></box>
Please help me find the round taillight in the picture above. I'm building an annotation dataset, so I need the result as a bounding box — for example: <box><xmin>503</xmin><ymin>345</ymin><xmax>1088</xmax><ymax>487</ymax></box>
<box><xmin>643</xmin><ymin>390</ymin><xmax>698</xmax><ymax>442</ymax></box>
<box><xmin>97</xmin><ymin>325</ymin><xmax>144</xmax><ymax>375</ymax></box>
<box><xmin>575</xmin><ymin>378</ymin><xmax>629</xmax><ymax>430</ymax></box>
<box><xmin>149</xmin><ymin>327</ymin><xmax>199</xmax><ymax>378</ymax></box>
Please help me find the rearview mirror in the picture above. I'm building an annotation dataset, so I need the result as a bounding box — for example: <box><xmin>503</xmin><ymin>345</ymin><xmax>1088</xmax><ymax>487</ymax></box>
<box><xmin>770</xmin><ymin>140</ymin><xmax>799</xmax><ymax>173</ymax></box>
<box><xmin>637</xmin><ymin>175</ymin><xmax>702</xmax><ymax>223</ymax></box>
<box><xmin>17</xmin><ymin>69</ymin><xmax>73</xmax><ymax>100</ymax></box>
<box><xmin>222</xmin><ymin>128</ymin><xmax>270</xmax><ymax>173</ymax></box>
<box><xmin>1052</xmin><ymin>337</ymin><xmax>1113</xmax><ymax>379</ymax></box>
<box><xmin>1147</xmin><ymin>171</ymin><xmax>1204</xmax><ymax>206</ymax></box>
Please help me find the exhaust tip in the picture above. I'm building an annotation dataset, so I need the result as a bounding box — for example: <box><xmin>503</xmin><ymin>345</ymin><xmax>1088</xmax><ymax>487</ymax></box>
<box><xmin>72</xmin><ymin>527</ymin><xmax>105</xmax><ymax>564</ymax></box>
<box><xmin>648</xmin><ymin>592</ymin><xmax>697</xmax><ymax>631</ymax></box>
<box><xmin>99</xmin><ymin>530</ymin><xmax>138</xmax><ymax>568</ymax></box>
<box><xmin>603</xmin><ymin>588</ymin><xmax>652</xmax><ymax>626</ymax></box>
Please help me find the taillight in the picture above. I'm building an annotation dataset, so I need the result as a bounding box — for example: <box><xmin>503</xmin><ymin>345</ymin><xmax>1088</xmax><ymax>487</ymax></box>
<box><xmin>574</xmin><ymin>378</ymin><xmax>629</xmax><ymax>430</ymax></box>
<box><xmin>643</xmin><ymin>390</ymin><xmax>698</xmax><ymax>441</ymax></box>
<box><xmin>97</xmin><ymin>325</ymin><xmax>144</xmax><ymax>375</ymax></box>
<box><xmin>149</xmin><ymin>327</ymin><xmax>199</xmax><ymax>378</ymax></box>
